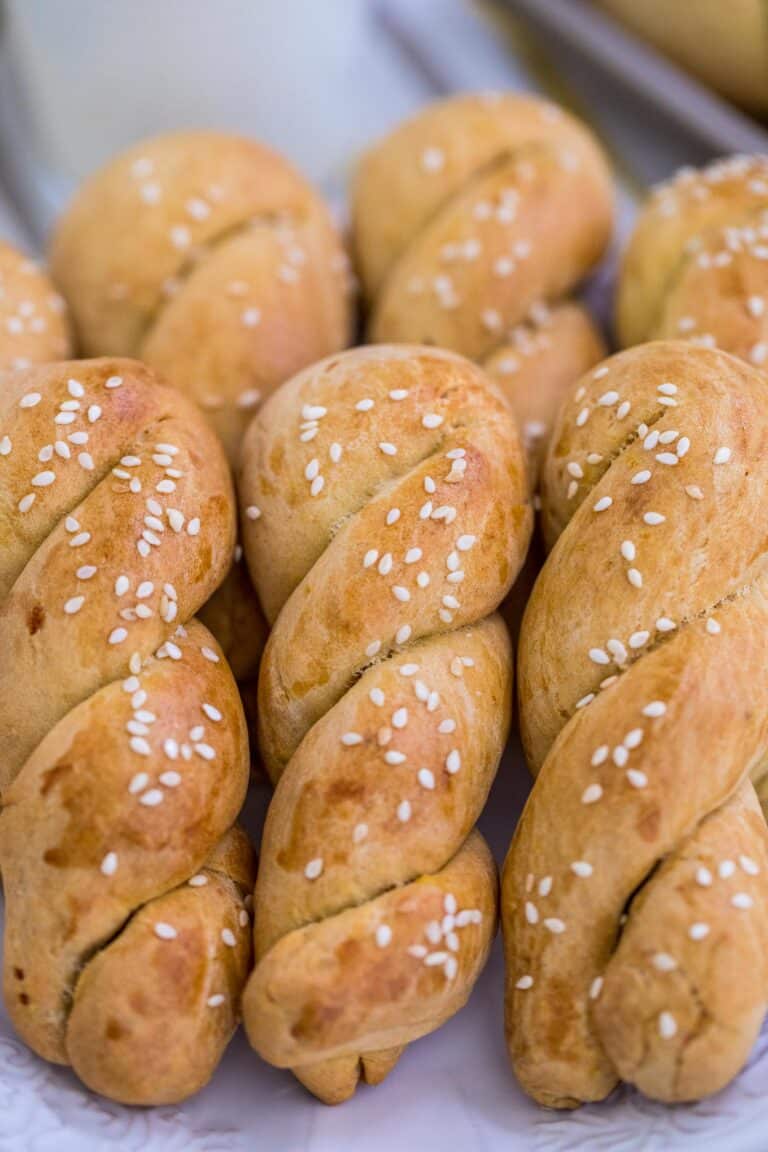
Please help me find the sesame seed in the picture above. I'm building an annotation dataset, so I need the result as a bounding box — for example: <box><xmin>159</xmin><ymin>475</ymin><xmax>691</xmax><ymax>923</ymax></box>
<box><xmin>631</xmin><ymin>470</ymin><xmax>652</xmax><ymax>485</ymax></box>
<box><xmin>620</xmin><ymin>540</ymin><xmax>636</xmax><ymax>562</ymax></box>
<box><xmin>379</xmin><ymin>442</ymin><xmax>397</xmax><ymax>456</ymax></box>
<box><xmin>421</xmin><ymin>146</ymin><xmax>445</xmax><ymax>172</ymax></box>
<box><xmin>393</xmin><ymin>586</ymin><xmax>410</xmax><ymax>602</ymax></box>
<box><xmin>713</xmin><ymin>447</ymin><xmax>731</xmax><ymax>464</ymax></box>
<box><xmin>88</xmin><ymin>404</ymin><xmax>101</xmax><ymax>422</ymax></box>
<box><xmin>719</xmin><ymin>859</ymin><xmax>736</xmax><ymax>878</ymax></box>
<box><xmin>221</xmin><ymin>928</ymin><xmax>236</xmax><ymax>947</ymax></box>
<box><xmin>740</xmin><ymin>855</ymin><xmax>760</xmax><ymax>876</ymax></box>
<box><xmin>187</xmin><ymin>518</ymin><xmax>200</xmax><ymax>536</ymax></box>
<box><xmin>109</xmin><ymin>627</ymin><xmax>128</xmax><ymax>644</ymax></box>
<box><xmin>689</xmin><ymin>922</ymin><xmax>710</xmax><ymax>940</ymax></box>
<box><xmin>582</xmin><ymin>783</ymin><xmax>603</xmax><ymax>804</ymax></box>
<box><xmin>613</xmin><ymin>746</ymin><xmax>629</xmax><ymax>767</ymax></box>
<box><xmin>653</xmin><ymin>952</ymin><xmax>676</xmax><ymax>971</ymax></box>
<box><xmin>516</xmin><ymin>975</ymin><xmax>534</xmax><ymax>990</ymax></box>
<box><xmin>304</xmin><ymin>858</ymin><xmax>323</xmax><ymax>880</ymax></box>
<box><xmin>159</xmin><ymin>771</ymin><xmax>181</xmax><ymax>787</ymax></box>
<box><xmin>397</xmin><ymin>800</ymin><xmax>411</xmax><ymax>822</ymax></box>
<box><xmin>396</xmin><ymin>625</ymin><xmax>412</xmax><ymax>644</ymax></box>
<box><xmin>589</xmin><ymin>648</ymin><xmax>610</xmax><ymax>665</ymax></box>
<box><xmin>626</xmin><ymin>769</ymin><xmax>647</xmax><ymax>788</ymax></box>
<box><xmin>386</xmin><ymin>508</ymin><xmax>401</xmax><ymax>526</ymax></box>
<box><xmin>629</xmin><ymin>631</ymin><xmax>649</xmax><ymax>649</ymax></box>
<box><xmin>543</xmin><ymin>917</ymin><xmax>565</xmax><ymax>934</ymax></box>
<box><xmin>593</xmin><ymin>496</ymin><xmax>612</xmax><ymax>512</ymax></box>
<box><xmin>732</xmin><ymin>892</ymin><xmax>754</xmax><ymax>909</ymax></box>
<box><xmin>627</xmin><ymin>568</ymin><xmax>643</xmax><ymax>588</ymax></box>
<box><xmin>64</xmin><ymin>595</ymin><xmax>85</xmax><ymax>615</ymax></box>
<box><xmin>392</xmin><ymin>708</ymin><xmax>408</xmax><ymax>729</ymax></box>
<box><xmin>389</xmin><ymin>389</ymin><xmax>408</xmax><ymax>401</ymax></box>
<box><xmin>658</xmin><ymin>1012</ymin><xmax>677</xmax><ymax>1039</ymax></box>
<box><xmin>446</xmin><ymin>749</ymin><xmax>461</xmax><ymax>774</ymax></box>
<box><xmin>598</xmin><ymin>390</ymin><xmax>619</xmax><ymax>406</ymax></box>
<box><xmin>590</xmin><ymin>977</ymin><xmax>603</xmax><ymax>1000</ymax></box>
<box><xmin>658</xmin><ymin>382</ymin><xmax>677</xmax><ymax>396</ymax></box>
<box><xmin>100</xmin><ymin>852</ymin><xmax>118</xmax><ymax>876</ymax></box>
<box><xmin>31</xmin><ymin>470</ymin><xmax>55</xmax><ymax>487</ymax></box>
<box><xmin>405</xmin><ymin>548</ymin><xmax>422</xmax><ymax>564</ymax></box>
<box><xmin>201</xmin><ymin>646</ymin><xmax>219</xmax><ymax>663</ymax></box>
<box><xmin>656</xmin><ymin>617</ymin><xmax>676</xmax><ymax>632</ymax></box>
<box><xmin>624</xmin><ymin>728</ymin><xmax>643</xmax><ymax>749</ymax></box>
<box><xmin>418</xmin><ymin>768</ymin><xmax>435</xmax><ymax>790</ymax></box>
<box><xmin>375</xmin><ymin>924</ymin><xmax>392</xmax><ymax>947</ymax></box>
<box><xmin>385</xmin><ymin>750</ymin><xmax>406</xmax><ymax>765</ymax></box>
<box><xmin>139</xmin><ymin>789</ymin><xmax>164</xmax><ymax>807</ymax></box>
<box><xmin>194</xmin><ymin>743</ymin><xmax>216</xmax><ymax>760</ymax></box>
<box><xmin>241</xmin><ymin>307</ymin><xmax>261</xmax><ymax>328</ymax></box>
<box><xmin>353</xmin><ymin>823</ymin><xmax>368</xmax><ymax>843</ymax></box>
<box><xmin>706</xmin><ymin>618</ymin><xmax>721</xmax><ymax>635</ymax></box>
<box><xmin>422</xmin><ymin>413</ymin><xmax>443</xmax><ymax>429</ymax></box>
<box><xmin>154</xmin><ymin>922</ymin><xmax>177</xmax><ymax>940</ymax></box>
<box><xmin>591</xmin><ymin>745</ymin><xmax>608</xmax><ymax>766</ymax></box>
<box><xmin>571</xmin><ymin>861</ymin><xmax>593</xmax><ymax>877</ymax></box>
<box><xmin>207</xmin><ymin>994</ymin><xmax>225</xmax><ymax>1007</ymax></box>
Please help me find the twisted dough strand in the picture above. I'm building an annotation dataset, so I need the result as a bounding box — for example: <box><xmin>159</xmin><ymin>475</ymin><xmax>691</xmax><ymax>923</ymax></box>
<box><xmin>352</xmin><ymin>94</ymin><xmax>612</xmax><ymax>475</ymax></box>
<box><xmin>618</xmin><ymin>155</ymin><xmax>768</xmax><ymax>370</ymax></box>
<box><xmin>504</xmin><ymin>341</ymin><xmax>768</xmax><ymax>1106</ymax></box>
<box><xmin>0</xmin><ymin>241</ymin><xmax>71</xmax><ymax>371</ymax></box>
<box><xmin>0</xmin><ymin>360</ymin><xmax>252</xmax><ymax>1103</ymax></box>
<box><xmin>240</xmin><ymin>345</ymin><xmax>531</xmax><ymax>1102</ymax></box>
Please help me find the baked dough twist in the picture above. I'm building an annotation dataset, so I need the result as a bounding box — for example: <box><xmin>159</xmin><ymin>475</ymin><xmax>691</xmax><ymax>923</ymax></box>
<box><xmin>50</xmin><ymin>131</ymin><xmax>353</xmax><ymax>698</ymax></box>
<box><xmin>0</xmin><ymin>240</ymin><xmax>71</xmax><ymax>370</ymax></box>
<box><xmin>504</xmin><ymin>341</ymin><xmax>768</xmax><ymax>1107</ymax></box>
<box><xmin>239</xmin><ymin>345</ymin><xmax>532</xmax><ymax>1103</ymax></box>
<box><xmin>352</xmin><ymin>93</ymin><xmax>612</xmax><ymax>480</ymax></box>
<box><xmin>618</xmin><ymin>155</ymin><xmax>768</xmax><ymax>372</ymax></box>
<box><xmin>0</xmin><ymin>359</ymin><xmax>253</xmax><ymax>1104</ymax></box>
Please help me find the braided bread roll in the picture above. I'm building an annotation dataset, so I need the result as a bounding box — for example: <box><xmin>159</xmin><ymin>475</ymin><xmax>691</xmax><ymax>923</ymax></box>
<box><xmin>0</xmin><ymin>359</ymin><xmax>253</xmax><ymax>1103</ymax></box>
<box><xmin>618</xmin><ymin>155</ymin><xmax>768</xmax><ymax>372</ymax></box>
<box><xmin>49</xmin><ymin>131</ymin><xmax>353</xmax><ymax>697</ymax></box>
<box><xmin>238</xmin><ymin>345</ymin><xmax>532</xmax><ymax>1103</ymax></box>
<box><xmin>503</xmin><ymin>341</ymin><xmax>768</xmax><ymax>1107</ymax></box>
<box><xmin>352</xmin><ymin>93</ymin><xmax>612</xmax><ymax>481</ymax></box>
<box><xmin>0</xmin><ymin>240</ymin><xmax>71</xmax><ymax>370</ymax></box>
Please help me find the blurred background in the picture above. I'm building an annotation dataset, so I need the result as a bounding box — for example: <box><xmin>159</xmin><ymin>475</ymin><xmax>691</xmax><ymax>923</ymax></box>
<box><xmin>1</xmin><ymin>0</ymin><xmax>767</xmax><ymax>249</ymax></box>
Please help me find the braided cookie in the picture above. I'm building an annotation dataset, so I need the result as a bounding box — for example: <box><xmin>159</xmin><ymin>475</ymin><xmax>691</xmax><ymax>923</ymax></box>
<box><xmin>352</xmin><ymin>93</ymin><xmax>613</xmax><ymax>481</ymax></box>
<box><xmin>0</xmin><ymin>359</ymin><xmax>252</xmax><ymax>1103</ymax></box>
<box><xmin>618</xmin><ymin>155</ymin><xmax>768</xmax><ymax>371</ymax></box>
<box><xmin>0</xmin><ymin>240</ymin><xmax>71</xmax><ymax>370</ymax></box>
<box><xmin>504</xmin><ymin>341</ymin><xmax>768</xmax><ymax>1107</ymax></box>
<box><xmin>239</xmin><ymin>345</ymin><xmax>532</xmax><ymax>1102</ymax></box>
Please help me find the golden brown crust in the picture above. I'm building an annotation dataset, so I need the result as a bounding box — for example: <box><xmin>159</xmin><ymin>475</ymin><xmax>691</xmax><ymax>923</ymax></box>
<box><xmin>0</xmin><ymin>241</ymin><xmax>71</xmax><ymax>370</ymax></box>
<box><xmin>65</xmin><ymin>826</ymin><xmax>255</xmax><ymax>1105</ymax></box>
<box><xmin>239</xmin><ymin>345</ymin><xmax>531</xmax><ymax>1101</ymax></box>
<box><xmin>352</xmin><ymin>94</ymin><xmax>611</xmax><ymax>488</ymax></box>
<box><xmin>0</xmin><ymin>360</ymin><xmax>251</xmax><ymax>1103</ymax></box>
<box><xmin>617</xmin><ymin>156</ymin><xmax>768</xmax><ymax>368</ymax></box>
<box><xmin>504</xmin><ymin>341</ymin><xmax>768</xmax><ymax>1107</ymax></box>
<box><xmin>50</xmin><ymin>131</ymin><xmax>352</xmax><ymax>466</ymax></box>
<box><xmin>484</xmin><ymin>301</ymin><xmax>605</xmax><ymax>487</ymax></box>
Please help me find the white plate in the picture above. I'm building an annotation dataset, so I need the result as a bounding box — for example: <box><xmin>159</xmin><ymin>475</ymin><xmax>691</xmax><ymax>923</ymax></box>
<box><xmin>2</xmin><ymin>742</ymin><xmax>767</xmax><ymax>1152</ymax></box>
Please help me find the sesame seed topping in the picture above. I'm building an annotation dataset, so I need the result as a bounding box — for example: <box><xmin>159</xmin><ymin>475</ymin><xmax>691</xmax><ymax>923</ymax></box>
<box><xmin>631</xmin><ymin>470</ymin><xmax>652</xmax><ymax>485</ymax></box>
<box><xmin>375</xmin><ymin>924</ymin><xmax>392</xmax><ymax>948</ymax></box>
<box><xmin>543</xmin><ymin>917</ymin><xmax>566</xmax><ymax>934</ymax></box>
<box><xmin>154</xmin><ymin>922</ymin><xmax>177</xmax><ymax>940</ymax></box>
<box><xmin>353</xmin><ymin>823</ymin><xmax>368</xmax><ymax>843</ymax></box>
<box><xmin>689</xmin><ymin>922</ymin><xmax>710</xmax><ymax>940</ymax></box>
<box><xmin>304</xmin><ymin>858</ymin><xmax>323</xmax><ymax>880</ymax></box>
<box><xmin>207</xmin><ymin>994</ymin><xmax>225</xmax><ymax>1007</ymax></box>
<box><xmin>719</xmin><ymin>860</ymin><xmax>736</xmax><ymax>878</ymax></box>
<box><xmin>713</xmin><ymin>446</ymin><xmax>731</xmax><ymax>464</ymax></box>
<box><xmin>109</xmin><ymin>627</ymin><xmax>128</xmax><ymax>645</ymax></box>
<box><xmin>706</xmin><ymin>618</ymin><xmax>721</xmax><ymax>635</ymax></box>
<box><xmin>379</xmin><ymin>442</ymin><xmax>397</xmax><ymax>456</ymax></box>
<box><xmin>418</xmin><ymin>768</ymin><xmax>435</xmax><ymax>790</ymax></box>
<box><xmin>100</xmin><ymin>852</ymin><xmax>118</xmax><ymax>876</ymax></box>
<box><xmin>582</xmin><ymin>783</ymin><xmax>603</xmax><ymax>804</ymax></box>
<box><xmin>397</xmin><ymin>800</ymin><xmax>411</xmax><ymax>822</ymax></box>
<box><xmin>221</xmin><ymin>928</ymin><xmax>236</xmax><ymax>947</ymax></box>
<box><xmin>593</xmin><ymin>496</ymin><xmax>612</xmax><ymax>512</ymax></box>
<box><xmin>658</xmin><ymin>1011</ymin><xmax>677</xmax><ymax>1039</ymax></box>
<box><xmin>571</xmin><ymin>861</ymin><xmax>593</xmax><ymax>878</ymax></box>
<box><xmin>516</xmin><ymin>975</ymin><xmax>534</xmax><ymax>990</ymax></box>
<box><xmin>740</xmin><ymin>855</ymin><xmax>760</xmax><ymax>875</ymax></box>
<box><xmin>589</xmin><ymin>976</ymin><xmax>603</xmax><ymax>1000</ymax></box>
<box><xmin>732</xmin><ymin>892</ymin><xmax>754</xmax><ymax>909</ymax></box>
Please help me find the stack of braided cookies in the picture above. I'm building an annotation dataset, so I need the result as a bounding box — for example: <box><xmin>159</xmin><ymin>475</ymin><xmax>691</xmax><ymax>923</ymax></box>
<box><xmin>3</xmin><ymin>88</ymin><xmax>768</xmax><ymax>1125</ymax></box>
